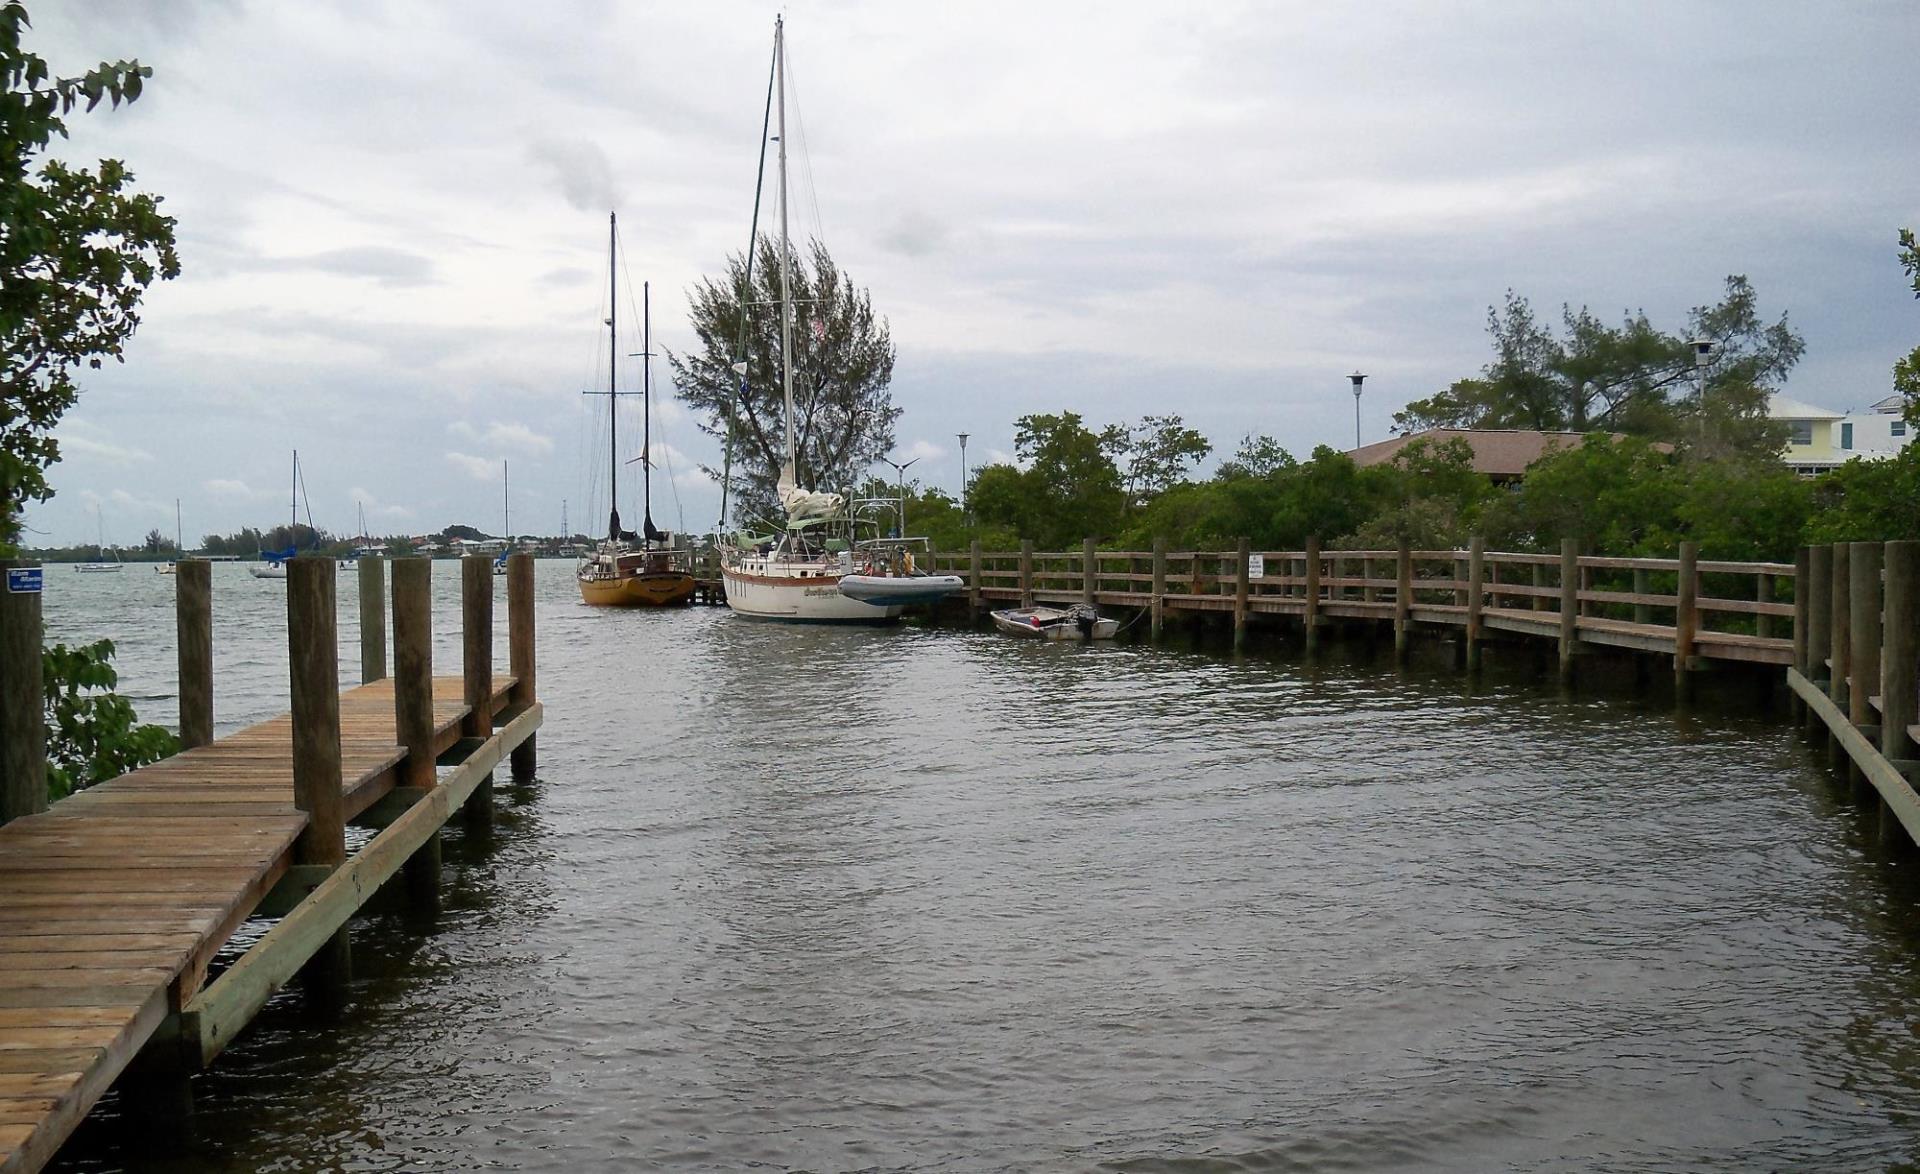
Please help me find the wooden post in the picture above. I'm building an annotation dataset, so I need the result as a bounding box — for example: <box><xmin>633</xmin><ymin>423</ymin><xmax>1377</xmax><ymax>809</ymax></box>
<box><xmin>1674</xmin><ymin>542</ymin><xmax>1699</xmax><ymax>700</ymax></box>
<box><xmin>1829</xmin><ymin>542</ymin><xmax>1853</xmax><ymax>770</ymax></box>
<box><xmin>287</xmin><ymin>558</ymin><xmax>349</xmax><ymax>989</ymax></box>
<box><xmin>1019</xmin><ymin>539</ymin><xmax>1034</xmax><ymax>609</ymax></box>
<box><xmin>968</xmin><ymin>538</ymin><xmax>982</xmax><ymax>615</ymax></box>
<box><xmin>1151</xmin><ymin>536</ymin><xmax>1167</xmax><ymax>641</ymax></box>
<box><xmin>1792</xmin><ymin>547</ymin><xmax>1811</xmax><ymax>684</ymax></box>
<box><xmin>391</xmin><ymin>558</ymin><xmax>439</xmax><ymax>907</ymax></box>
<box><xmin>356</xmin><ymin>557</ymin><xmax>386</xmax><ymax>682</ymax></box>
<box><xmin>507</xmin><ymin>553</ymin><xmax>537</xmax><ymax>783</ymax></box>
<box><xmin>1233</xmin><ymin>536</ymin><xmax>1251</xmax><ymax>650</ymax></box>
<box><xmin>1755</xmin><ymin>573</ymin><xmax>1773</xmax><ymax>641</ymax></box>
<box><xmin>1465</xmin><ymin>536</ymin><xmax>1485</xmax><ymax>672</ymax></box>
<box><xmin>1304</xmin><ymin>537</ymin><xmax>1322</xmax><ymax>653</ymax></box>
<box><xmin>1082</xmin><ymin>537</ymin><xmax>1097</xmax><ymax>606</ymax></box>
<box><xmin>461</xmin><ymin>554</ymin><xmax>494</xmax><ymax>829</ymax></box>
<box><xmin>1453</xmin><ymin>554</ymin><xmax>1467</xmax><ymax>607</ymax></box>
<box><xmin>1805</xmin><ymin>544</ymin><xmax>1832</xmax><ymax>735</ymax></box>
<box><xmin>0</xmin><ymin>559</ymin><xmax>46</xmax><ymax>824</ymax></box>
<box><xmin>1851</xmin><ymin>542</ymin><xmax>1883</xmax><ymax>802</ymax></box>
<box><xmin>1882</xmin><ymin>541</ymin><xmax>1919</xmax><ymax>766</ymax></box>
<box><xmin>1633</xmin><ymin>567</ymin><xmax>1651</xmax><ymax>625</ymax></box>
<box><xmin>1394</xmin><ymin>541</ymin><xmax>1412</xmax><ymax>662</ymax></box>
<box><xmin>1558</xmin><ymin>539</ymin><xmax>1579</xmax><ymax>684</ymax></box>
<box><xmin>1531</xmin><ymin>563</ymin><xmax>1547</xmax><ymax>613</ymax></box>
<box><xmin>175</xmin><ymin>558</ymin><xmax>213</xmax><ymax>751</ymax></box>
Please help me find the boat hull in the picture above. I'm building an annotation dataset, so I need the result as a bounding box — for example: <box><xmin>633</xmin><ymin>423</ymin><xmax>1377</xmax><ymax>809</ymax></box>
<box><xmin>249</xmin><ymin>565</ymin><xmax>287</xmax><ymax>580</ymax></box>
<box><xmin>579</xmin><ymin>571</ymin><xmax>696</xmax><ymax>607</ymax></box>
<box><xmin>836</xmin><ymin>574</ymin><xmax>964</xmax><ymax>607</ymax></box>
<box><xmin>722</xmin><ymin>567</ymin><xmax>902</xmax><ymax>623</ymax></box>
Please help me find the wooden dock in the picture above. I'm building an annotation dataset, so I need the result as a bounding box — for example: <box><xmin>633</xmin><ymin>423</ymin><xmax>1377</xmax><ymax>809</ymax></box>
<box><xmin>0</xmin><ymin>554</ymin><xmax>541</xmax><ymax>1173</ymax></box>
<box><xmin>935</xmin><ymin>538</ymin><xmax>1794</xmax><ymax>677</ymax></box>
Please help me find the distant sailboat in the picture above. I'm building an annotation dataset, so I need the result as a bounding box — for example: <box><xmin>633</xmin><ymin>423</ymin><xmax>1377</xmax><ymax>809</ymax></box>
<box><xmin>156</xmin><ymin>499</ymin><xmax>182</xmax><ymax>574</ymax></box>
<box><xmin>76</xmin><ymin>505</ymin><xmax>122</xmax><ymax>573</ymax></box>
<box><xmin>494</xmin><ymin>461</ymin><xmax>510</xmax><ymax>576</ymax></box>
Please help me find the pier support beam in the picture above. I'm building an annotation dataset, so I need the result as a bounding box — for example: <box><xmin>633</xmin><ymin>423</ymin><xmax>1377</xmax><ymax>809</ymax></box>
<box><xmin>969</xmin><ymin>538</ymin><xmax>983</xmax><ymax>616</ymax></box>
<box><xmin>1394</xmin><ymin>542</ymin><xmax>1412</xmax><ymax>663</ymax></box>
<box><xmin>461</xmin><ymin>555</ymin><xmax>494</xmax><ymax>830</ymax></box>
<box><xmin>357</xmin><ymin>556</ymin><xmax>386</xmax><ymax>682</ymax></box>
<box><xmin>1304</xmin><ymin>537</ymin><xmax>1322</xmax><ymax>654</ymax></box>
<box><xmin>392</xmin><ymin>559</ymin><xmax>440</xmax><ymax>907</ymax></box>
<box><xmin>176</xmin><ymin>559</ymin><xmax>212</xmax><ymax>750</ymax></box>
<box><xmin>1465</xmin><ymin>537</ymin><xmax>1485</xmax><ymax>673</ymax></box>
<box><xmin>1806</xmin><ymin>545</ymin><xmax>1833</xmax><ymax>734</ymax></box>
<box><xmin>1151</xmin><ymin>536</ymin><xmax>1167</xmax><ymax>642</ymax></box>
<box><xmin>1883</xmin><ymin>540</ymin><xmax>1920</xmax><ymax>849</ymax></box>
<box><xmin>1791</xmin><ymin>546</ymin><xmax>1811</xmax><ymax>720</ymax></box>
<box><xmin>0</xmin><ymin>559</ymin><xmax>45</xmax><ymax>825</ymax></box>
<box><xmin>1558</xmin><ymin>539</ymin><xmax>1579</xmax><ymax>685</ymax></box>
<box><xmin>287</xmin><ymin>558</ymin><xmax>351</xmax><ymax>997</ymax></box>
<box><xmin>1850</xmin><ymin>541</ymin><xmax>1883</xmax><ymax>792</ymax></box>
<box><xmin>1674</xmin><ymin>542</ymin><xmax>1699</xmax><ymax>701</ymax></box>
<box><xmin>1233</xmin><ymin>536</ymin><xmax>1251</xmax><ymax>651</ymax></box>
<box><xmin>1829</xmin><ymin>542</ymin><xmax>1853</xmax><ymax>770</ymax></box>
<box><xmin>508</xmin><ymin>552</ymin><xmax>537</xmax><ymax>783</ymax></box>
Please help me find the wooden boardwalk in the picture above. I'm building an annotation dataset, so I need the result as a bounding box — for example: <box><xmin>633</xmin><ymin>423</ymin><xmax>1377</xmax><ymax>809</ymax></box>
<box><xmin>0</xmin><ymin>675</ymin><xmax>522</xmax><ymax>1172</ymax></box>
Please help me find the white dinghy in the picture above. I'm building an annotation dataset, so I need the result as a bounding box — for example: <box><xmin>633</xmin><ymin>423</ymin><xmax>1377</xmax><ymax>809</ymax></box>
<box><xmin>990</xmin><ymin>604</ymin><xmax>1121</xmax><ymax>641</ymax></box>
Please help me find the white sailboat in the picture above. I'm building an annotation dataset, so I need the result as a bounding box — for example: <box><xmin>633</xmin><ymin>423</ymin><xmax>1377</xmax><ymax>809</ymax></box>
<box><xmin>156</xmin><ymin>498</ymin><xmax>182</xmax><ymax>574</ymax></box>
<box><xmin>717</xmin><ymin>18</ymin><xmax>956</xmax><ymax>623</ymax></box>
<box><xmin>76</xmin><ymin>505</ymin><xmax>122</xmax><ymax>573</ymax></box>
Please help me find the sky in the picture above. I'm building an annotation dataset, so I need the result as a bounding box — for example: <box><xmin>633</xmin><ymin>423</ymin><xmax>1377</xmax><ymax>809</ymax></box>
<box><xmin>23</xmin><ymin>0</ymin><xmax>1920</xmax><ymax>548</ymax></box>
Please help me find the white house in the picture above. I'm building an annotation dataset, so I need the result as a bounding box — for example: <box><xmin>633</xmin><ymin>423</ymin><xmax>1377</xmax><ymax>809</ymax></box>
<box><xmin>1767</xmin><ymin>392</ymin><xmax>1912</xmax><ymax>476</ymax></box>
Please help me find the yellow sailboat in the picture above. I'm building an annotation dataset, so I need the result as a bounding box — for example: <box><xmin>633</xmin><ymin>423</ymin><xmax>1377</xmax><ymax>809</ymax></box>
<box><xmin>577</xmin><ymin>213</ymin><xmax>695</xmax><ymax>608</ymax></box>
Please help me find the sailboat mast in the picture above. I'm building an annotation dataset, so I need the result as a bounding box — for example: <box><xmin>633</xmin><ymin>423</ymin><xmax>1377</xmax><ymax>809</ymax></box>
<box><xmin>642</xmin><ymin>280</ymin><xmax>653</xmax><ymax>534</ymax></box>
<box><xmin>290</xmin><ymin>450</ymin><xmax>298</xmax><ymax>543</ymax></box>
<box><xmin>608</xmin><ymin>211</ymin><xmax>619</xmax><ymax>542</ymax></box>
<box><xmin>503</xmin><ymin>460</ymin><xmax>510</xmax><ymax>538</ymax></box>
<box><xmin>175</xmin><ymin>498</ymin><xmax>182</xmax><ymax>552</ymax></box>
<box><xmin>775</xmin><ymin>15</ymin><xmax>796</xmax><ymax>481</ymax></box>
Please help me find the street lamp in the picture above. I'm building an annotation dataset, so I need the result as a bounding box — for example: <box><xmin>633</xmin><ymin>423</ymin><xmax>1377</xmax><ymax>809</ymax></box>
<box><xmin>881</xmin><ymin>455</ymin><xmax>919</xmax><ymax>538</ymax></box>
<box><xmin>1691</xmin><ymin>339</ymin><xmax>1714</xmax><ymax>446</ymax></box>
<box><xmin>1349</xmin><ymin>371</ymin><xmax>1367</xmax><ymax>449</ymax></box>
<box><xmin>957</xmin><ymin>432</ymin><xmax>970</xmax><ymax>523</ymax></box>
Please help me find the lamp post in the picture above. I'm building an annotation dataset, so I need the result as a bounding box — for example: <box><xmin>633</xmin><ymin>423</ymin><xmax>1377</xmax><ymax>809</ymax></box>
<box><xmin>957</xmin><ymin>432</ymin><xmax>970</xmax><ymax>524</ymax></box>
<box><xmin>881</xmin><ymin>455</ymin><xmax>918</xmax><ymax>539</ymax></box>
<box><xmin>1349</xmin><ymin>371</ymin><xmax>1367</xmax><ymax>449</ymax></box>
<box><xmin>1691</xmin><ymin>339</ymin><xmax>1714</xmax><ymax>446</ymax></box>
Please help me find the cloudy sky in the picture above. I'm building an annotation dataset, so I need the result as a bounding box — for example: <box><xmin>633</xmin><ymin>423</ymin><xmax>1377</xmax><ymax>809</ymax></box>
<box><xmin>24</xmin><ymin>1</ymin><xmax>1919</xmax><ymax>547</ymax></box>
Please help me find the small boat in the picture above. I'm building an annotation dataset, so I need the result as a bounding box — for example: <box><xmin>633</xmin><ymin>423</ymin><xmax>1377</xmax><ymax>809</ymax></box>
<box><xmin>253</xmin><ymin>451</ymin><xmax>312</xmax><ymax>581</ymax></box>
<box><xmin>837</xmin><ymin>572</ymin><xmax>963</xmax><ymax>607</ymax></box>
<box><xmin>991</xmin><ymin>604</ymin><xmax>1121</xmax><ymax>641</ymax></box>
<box><xmin>157</xmin><ymin>498</ymin><xmax>184</xmax><ymax>574</ymax></box>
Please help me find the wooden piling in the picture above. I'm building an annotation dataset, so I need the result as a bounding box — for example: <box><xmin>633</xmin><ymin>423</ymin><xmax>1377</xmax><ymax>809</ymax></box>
<box><xmin>507</xmin><ymin>552</ymin><xmax>537</xmax><ymax>783</ymax></box>
<box><xmin>1465</xmin><ymin>537</ymin><xmax>1485</xmax><ymax>672</ymax></box>
<box><xmin>462</xmin><ymin>555</ymin><xmax>494</xmax><ymax>828</ymax></box>
<box><xmin>1755</xmin><ymin>573</ymin><xmax>1773</xmax><ymax>641</ymax></box>
<box><xmin>1019</xmin><ymin>539</ymin><xmax>1034</xmax><ymax>609</ymax></box>
<box><xmin>1394</xmin><ymin>541</ymin><xmax>1412</xmax><ymax>662</ymax></box>
<box><xmin>1805</xmin><ymin>544</ymin><xmax>1832</xmax><ymax>735</ymax></box>
<box><xmin>1558</xmin><ymin>539</ymin><xmax>1579</xmax><ymax>684</ymax></box>
<box><xmin>0</xmin><ymin>559</ymin><xmax>46</xmax><ymax>824</ymax></box>
<box><xmin>1304</xmin><ymin>537</ymin><xmax>1322</xmax><ymax>653</ymax></box>
<box><xmin>286</xmin><ymin>558</ymin><xmax>350</xmax><ymax>989</ymax></box>
<box><xmin>357</xmin><ymin>557</ymin><xmax>386</xmax><ymax>683</ymax></box>
<box><xmin>968</xmin><ymin>538</ymin><xmax>983</xmax><ymax>615</ymax></box>
<box><xmin>1083</xmin><ymin>537</ymin><xmax>1097</xmax><ymax>606</ymax></box>
<box><xmin>1233</xmin><ymin>537</ymin><xmax>1251</xmax><ymax>650</ymax></box>
<box><xmin>1674</xmin><ymin>542</ymin><xmax>1698</xmax><ymax>699</ymax></box>
<box><xmin>1829</xmin><ymin>542</ymin><xmax>1852</xmax><ymax>769</ymax></box>
<box><xmin>1633</xmin><ymin>567</ymin><xmax>1651</xmax><ymax>625</ymax></box>
<box><xmin>175</xmin><ymin>559</ymin><xmax>213</xmax><ymax>751</ymax></box>
<box><xmin>1849</xmin><ymin>542</ymin><xmax>1883</xmax><ymax>785</ymax></box>
<box><xmin>391</xmin><ymin>558</ymin><xmax>439</xmax><ymax>905</ymax></box>
<box><xmin>1151</xmin><ymin>536</ymin><xmax>1167</xmax><ymax>641</ymax></box>
<box><xmin>1792</xmin><ymin>547</ymin><xmax>1811</xmax><ymax>681</ymax></box>
<box><xmin>1883</xmin><ymin>541</ymin><xmax>1919</xmax><ymax>766</ymax></box>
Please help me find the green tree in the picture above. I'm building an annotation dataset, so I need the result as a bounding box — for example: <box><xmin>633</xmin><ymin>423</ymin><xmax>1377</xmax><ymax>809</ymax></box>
<box><xmin>42</xmin><ymin>639</ymin><xmax>177</xmax><ymax>799</ymax></box>
<box><xmin>968</xmin><ymin>412</ymin><xmax>1128</xmax><ymax>547</ymax></box>
<box><xmin>1897</xmin><ymin>228</ymin><xmax>1919</xmax><ymax>427</ymax></box>
<box><xmin>2</xmin><ymin>3</ymin><xmax>179</xmax><ymax>549</ymax></box>
<box><xmin>670</xmin><ymin>236</ymin><xmax>897</xmax><ymax>525</ymax></box>
<box><xmin>1114</xmin><ymin>414</ymin><xmax>1211</xmax><ymax>507</ymax></box>
<box><xmin>1343</xmin><ymin>436</ymin><xmax>1494</xmax><ymax>549</ymax></box>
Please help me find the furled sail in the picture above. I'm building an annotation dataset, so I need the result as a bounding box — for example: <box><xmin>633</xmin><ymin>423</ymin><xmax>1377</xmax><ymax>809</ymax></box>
<box><xmin>776</xmin><ymin>461</ymin><xmax>843</xmax><ymax>521</ymax></box>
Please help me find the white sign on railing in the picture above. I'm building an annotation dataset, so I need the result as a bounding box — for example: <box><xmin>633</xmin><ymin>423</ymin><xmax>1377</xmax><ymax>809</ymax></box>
<box><xmin>1247</xmin><ymin>553</ymin><xmax>1265</xmax><ymax>580</ymax></box>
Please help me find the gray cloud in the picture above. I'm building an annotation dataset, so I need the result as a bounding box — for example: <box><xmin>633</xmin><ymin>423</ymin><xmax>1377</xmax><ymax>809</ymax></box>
<box><xmin>528</xmin><ymin>137</ymin><xmax>620</xmax><ymax>213</ymax></box>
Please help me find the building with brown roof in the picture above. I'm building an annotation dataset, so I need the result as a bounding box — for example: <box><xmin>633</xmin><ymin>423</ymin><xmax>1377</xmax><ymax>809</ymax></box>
<box><xmin>1347</xmin><ymin>428</ymin><xmax>1666</xmax><ymax>485</ymax></box>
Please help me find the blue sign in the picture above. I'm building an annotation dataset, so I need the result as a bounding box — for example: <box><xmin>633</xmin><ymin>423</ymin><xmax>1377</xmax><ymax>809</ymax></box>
<box><xmin>6</xmin><ymin>567</ymin><xmax>43</xmax><ymax>594</ymax></box>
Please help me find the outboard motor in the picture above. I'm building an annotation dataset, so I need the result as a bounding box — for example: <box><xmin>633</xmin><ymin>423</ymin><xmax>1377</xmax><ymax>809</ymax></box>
<box><xmin>1073</xmin><ymin>605</ymin><xmax>1097</xmax><ymax>641</ymax></box>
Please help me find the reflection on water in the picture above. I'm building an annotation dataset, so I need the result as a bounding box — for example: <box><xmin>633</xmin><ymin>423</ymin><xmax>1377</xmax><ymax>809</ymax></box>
<box><xmin>38</xmin><ymin>561</ymin><xmax>1920</xmax><ymax>1171</ymax></box>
